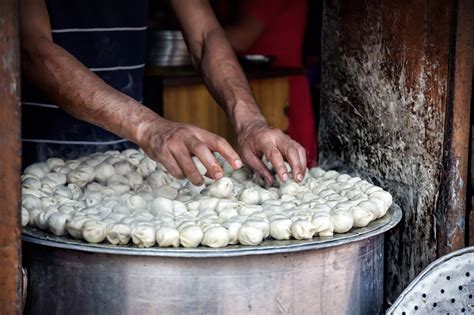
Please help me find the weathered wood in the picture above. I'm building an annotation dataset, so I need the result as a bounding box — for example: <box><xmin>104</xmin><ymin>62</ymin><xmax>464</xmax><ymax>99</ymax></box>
<box><xmin>436</xmin><ymin>0</ymin><xmax>473</xmax><ymax>256</ymax></box>
<box><xmin>320</xmin><ymin>0</ymin><xmax>463</xmax><ymax>301</ymax></box>
<box><xmin>0</xmin><ymin>0</ymin><xmax>22</xmax><ymax>313</ymax></box>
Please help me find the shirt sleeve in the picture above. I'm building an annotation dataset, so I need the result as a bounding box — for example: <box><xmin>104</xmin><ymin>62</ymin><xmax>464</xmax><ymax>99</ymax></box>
<box><xmin>241</xmin><ymin>0</ymin><xmax>291</xmax><ymax>28</ymax></box>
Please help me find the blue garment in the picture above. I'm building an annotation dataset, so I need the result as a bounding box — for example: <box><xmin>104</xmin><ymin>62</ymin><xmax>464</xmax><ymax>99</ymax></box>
<box><xmin>22</xmin><ymin>0</ymin><xmax>148</xmax><ymax>166</ymax></box>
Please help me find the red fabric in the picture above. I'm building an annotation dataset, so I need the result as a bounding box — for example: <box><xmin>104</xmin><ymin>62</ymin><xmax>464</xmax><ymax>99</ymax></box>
<box><xmin>242</xmin><ymin>0</ymin><xmax>317</xmax><ymax>166</ymax></box>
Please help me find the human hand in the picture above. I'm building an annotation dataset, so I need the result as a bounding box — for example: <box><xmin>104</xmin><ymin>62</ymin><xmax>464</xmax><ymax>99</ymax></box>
<box><xmin>238</xmin><ymin>121</ymin><xmax>307</xmax><ymax>185</ymax></box>
<box><xmin>137</xmin><ymin>117</ymin><xmax>242</xmax><ymax>185</ymax></box>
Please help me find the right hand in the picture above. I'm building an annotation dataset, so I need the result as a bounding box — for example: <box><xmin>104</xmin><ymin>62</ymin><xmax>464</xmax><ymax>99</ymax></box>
<box><xmin>137</xmin><ymin>117</ymin><xmax>242</xmax><ymax>186</ymax></box>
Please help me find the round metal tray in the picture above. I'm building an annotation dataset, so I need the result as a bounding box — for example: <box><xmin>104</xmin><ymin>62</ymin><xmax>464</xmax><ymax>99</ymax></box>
<box><xmin>22</xmin><ymin>205</ymin><xmax>402</xmax><ymax>258</ymax></box>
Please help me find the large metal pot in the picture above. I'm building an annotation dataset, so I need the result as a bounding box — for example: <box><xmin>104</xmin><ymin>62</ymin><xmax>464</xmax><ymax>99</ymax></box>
<box><xmin>22</xmin><ymin>206</ymin><xmax>401</xmax><ymax>315</ymax></box>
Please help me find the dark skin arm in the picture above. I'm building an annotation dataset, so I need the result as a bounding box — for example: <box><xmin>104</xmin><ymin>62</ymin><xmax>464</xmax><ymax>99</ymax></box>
<box><xmin>171</xmin><ymin>0</ymin><xmax>307</xmax><ymax>183</ymax></box>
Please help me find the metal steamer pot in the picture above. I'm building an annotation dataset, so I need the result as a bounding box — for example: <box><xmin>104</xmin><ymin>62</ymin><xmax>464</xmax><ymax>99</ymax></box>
<box><xmin>22</xmin><ymin>206</ymin><xmax>401</xmax><ymax>315</ymax></box>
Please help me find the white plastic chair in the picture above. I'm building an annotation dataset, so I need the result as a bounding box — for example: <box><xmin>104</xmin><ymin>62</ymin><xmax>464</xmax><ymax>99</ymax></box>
<box><xmin>387</xmin><ymin>246</ymin><xmax>474</xmax><ymax>314</ymax></box>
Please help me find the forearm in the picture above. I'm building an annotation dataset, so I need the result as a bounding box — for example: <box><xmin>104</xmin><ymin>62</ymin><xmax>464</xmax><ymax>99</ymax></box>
<box><xmin>21</xmin><ymin>36</ymin><xmax>160</xmax><ymax>145</ymax></box>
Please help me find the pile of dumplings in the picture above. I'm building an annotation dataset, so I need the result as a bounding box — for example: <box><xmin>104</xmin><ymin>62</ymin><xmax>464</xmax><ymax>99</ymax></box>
<box><xmin>21</xmin><ymin>149</ymin><xmax>393</xmax><ymax>248</ymax></box>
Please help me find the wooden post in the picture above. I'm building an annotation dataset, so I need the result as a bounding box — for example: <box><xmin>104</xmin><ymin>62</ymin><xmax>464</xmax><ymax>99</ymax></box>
<box><xmin>0</xmin><ymin>0</ymin><xmax>22</xmax><ymax>313</ymax></box>
<box><xmin>320</xmin><ymin>0</ymin><xmax>471</xmax><ymax>302</ymax></box>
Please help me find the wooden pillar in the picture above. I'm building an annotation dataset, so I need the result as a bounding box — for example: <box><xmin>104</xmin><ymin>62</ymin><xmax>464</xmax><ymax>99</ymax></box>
<box><xmin>320</xmin><ymin>0</ymin><xmax>472</xmax><ymax>302</ymax></box>
<box><xmin>0</xmin><ymin>0</ymin><xmax>22</xmax><ymax>313</ymax></box>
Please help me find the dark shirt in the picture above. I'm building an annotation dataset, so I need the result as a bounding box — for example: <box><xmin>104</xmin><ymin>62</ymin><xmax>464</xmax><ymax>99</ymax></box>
<box><xmin>22</xmin><ymin>0</ymin><xmax>148</xmax><ymax>166</ymax></box>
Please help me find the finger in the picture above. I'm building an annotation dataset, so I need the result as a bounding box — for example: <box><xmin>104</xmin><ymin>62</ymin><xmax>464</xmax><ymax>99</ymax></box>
<box><xmin>207</xmin><ymin>134</ymin><xmax>242</xmax><ymax>170</ymax></box>
<box><xmin>171</xmin><ymin>148</ymin><xmax>204</xmax><ymax>186</ymax></box>
<box><xmin>188</xmin><ymin>137</ymin><xmax>224</xmax><ymax>180</ymax></box>
<box><xmin>158</xmin><ymin>152</ymin><xmax>185</xmax><ymax>179</ymax></box>
<box><xmin>298</xmin><ymin>145</ymin><xmax>308</xmax><ymax>174</ymax></box>
<box><xmin>263</xmin><ymin>144</ymin><xmax>288</xmax><ymax>182</ymax></box>
<box><xmin>242</xmin><ymin>150</ymin><xmax>274</xmax><ymax>186</ymax></box>
<box><xmin>283</xmin><ymin>145</ymin><xmax>304</xmax><ymax>182</ymax></box>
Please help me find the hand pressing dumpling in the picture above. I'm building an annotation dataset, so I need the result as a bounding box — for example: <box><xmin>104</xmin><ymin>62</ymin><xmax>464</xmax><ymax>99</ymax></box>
<box><xmin>291</xmin><ymin>220</ymin><xmax>317</xmax><ymax>240</ymax></box>
<box><xmin>131</xmin><ymin>225</ymin><xmax>156</xmax><ymax>248</ymax></box>
<box><xmin>21</xmin><ymin>207</ymin><xmax>30</xmax><ymax>227</ymax></box>
<box><xmin>47</xmin><ymin>212</ymin><xmax>71</xmax><ymax>236</ymax></box>
<box><xmin>331</xmin><ymin>210</ymin><xmax>354</xmax><ymax>233</ymax></box>
<box><xmin>209</xmin><ymin>177</ymin><xmax>233</xmax><ymax>199</ymax></box>
<box><xmin>238</xmin><ymin>224</ymin><xmax>265</xmax><ymax>245</ymax></box>
<box><xmin>179</xmin><ymin>225</ymin><xmax>204</xmax><ymax>248</ymax></box>
<box><xmin>311</xmin><ymin>213</ymin><xmax>334</xmax><ymax>237</ymax></box>
<box><xmin>269</xmin><ymin>218</ymin><xmax>293</xmax><ymax>240</ymax></box>
<box><xmin>156</xmin><ymin>226</ymin><xmax>180</xmax><ymax>247</ymax></box>
<box><xmin>350</xmin><ymin>206</ymin><xmax>374</xmax><ymax>228</ymax></box>
<box><xmin>201</xmin><ymin>226</ymin><xmax>229</xmax><ymax>248</ymax></box>
<box><xmin>82</xmin><ymin>220</ymin><xmax>107</xmax><ymax>243</ymax></box>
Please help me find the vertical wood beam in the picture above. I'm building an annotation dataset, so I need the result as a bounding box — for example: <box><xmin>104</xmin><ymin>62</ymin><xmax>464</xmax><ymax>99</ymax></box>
<box><xmin>0</xmin><ymin>0</ymin><xmax>22</xmax><ymax>313</ymax></box>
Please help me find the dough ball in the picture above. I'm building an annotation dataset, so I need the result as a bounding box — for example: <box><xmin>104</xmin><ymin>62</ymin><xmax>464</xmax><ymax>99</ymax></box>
<box><xmin>218</xmin><ymin>208</ymin><xmax>239</xmax><ymax>221</ymax></box>
<box><xmin>67</xmin><ymin>169</ymin><xmax>91</xmax><ymax>188</ymax></box>
<box><xmin>238</xmin><ymin>225</ymin><xmax>265</xmax><ymax>245</ymax></box>
<box><xmin>279</xmin><ymin>180</ymin><xmax>301</xmax><ymax>196</ymax></box>
<box><xmin>47</xmin><ymin>212</ymin><xmax>71</xmax><ymax>236</ymax></box>
<box><xmin>369</xmin><ymin>190</ymin><xmax>392</xmax><ymax>209</ymax></box>
<box><xmin>113</xmin><ymin>160</ymin><xmax>132</xmax><ymax>176</ymax></box>
<box><xmin>147</xmin><ymin>170</ymin><xmax>172</xmax><ymax>190</ymax></box>
<box><xmin>238</xmin><ymin>205</ymin><xmax>262</xmax><ymax>216</ymax></box>
<box><xmin>231</xmin><ymin>168</ymin><xmax>251</xmax><ymax>182</ymax></box>
<box><xmin>244</xmin><ymin>219</ymin><xmax>270</xmax><ymax>238</ymax></box>
<box><xmin>291</xmin><ymin>220</ymin><xmax>316</xmax><ymax>240</ymax></box>
<box><xmin>201</xmin><ymin>226</ymin><xmax>229</xmax><ymax>248</ymax></box>
<box><xmin>269</xmin><ymin>219</ymin><xmax>292</xmax><ymax>240</ymax></box>
<box><xmin>27</xmin><ymin>208</ymin><xmax>43</xmax><ymax>226</ymax></box>
<box><xmin>42</xmin><ymin>173</ymin><xmax>67</xmax><ymax>188</ymax></box>
<box><xmin>151</xmin><ymin>197</ymin><xmax>174</xmax><ymax>214</ymax></box>
<box><xmin>239</xmin><ymin>188</ymin><xmax>261</xmax><ymax>205</ymax></box>
<box><xmin>222</xmin><ymin>221</ymin><xmax>242</xmax><ymax>244</ymax></box>
<box><xmin>24</xmin><ymin>163</ymin><xmax>48</xmax><ymax>179</ymax></box>
<box><xmin>22</xmin><ymin>177</ymin><xmax>42</xmax><ymax>190</ymax></box>
<box><xmin>82</xmin><ymin>220</ymin><xmax>107</xmax><ymax>243</ymax></box>
<box><xmin>94</xmin><ymin>163</ymin><xmax>115</xmax><ymax>183</ymax></box>
<box><xmin>179</xmin><ymin>225</ymin><xmax>204</xmax><ymax>248</ymax></box>
<box><xmin>46</xmin><ymin>158</ymin><xmax>65</xmax><ymax>170</ymax></box>
<box><xmin>309</xmin><ymin>167</ymin><xmax>326</xmax><ymax>178</ymax></box>
<box><xmin>136</xmin><ymin>156</ymin><xmax>157</xmax><ymax>177</ymax></box>
<box><xmin>209</xmin><ymin>177</ymin><xmax>233</xmax><ymax>199</ymax></box>
<box><xmin>198</xmin><ymin>197</ymin><xmax>220</xmax><ymax>211</ymax></box>
<box><xmin>131</xmin><ymin>225</ymin><xmax>156</xmax><ymax>248</ymax></box>
<box><xmin>331</xmin><ymin>210</ymin><xmax>354</xmax><ymax>233</ymax></box>
<box><xmin>351</xmin><ymin>206</ymin><xmax>374</xmax><ymax>228</ymax></box>
<box><xmin>125</xmin><ymin>172</ymin><xmax>143</xmax><ymax>191</ymax></box>
<box><xmin>156</xmin><ymin>226</ymin><xmax>180</xmax><ymax>247</ymax></box>
<box><xmin>22</xmin><ymin>194</ymin><xmax>42</xmax><ymax>210</ymax></box>
<box><xmin>34</xmin><ymin>207</ymin><xmax>58</xmax><ymax>229</ymax></box>
<box><xmin>358</xmin><ymin>200</ymin><xmax>384</xmax><ymax>219</ymax></box>
<box><xmin>311</xmin><ymin>214</ymin><xmax>334</xmax><ymax>237</ymax></box>
<box><xmin>215</xmin><ymin>199</ymin><xmax>240</xmax><ymax>213</ymax></box>
<box><xmin>173</xmin><ymin>200</ymin><xmax>188</xmax><ymax>216</ymax></box>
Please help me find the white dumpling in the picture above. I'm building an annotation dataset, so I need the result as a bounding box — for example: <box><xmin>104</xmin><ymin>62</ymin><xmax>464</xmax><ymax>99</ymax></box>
<box><xmin>24</xmin><ymin>163</ymin><xmax>48</xmax><ymax>179</ymax></box>
<box><xmin>201</xmin><ymin>226</ymin><xmax>229</xmax><ymax>248</ymax></box>
<box><xmin>147</xmin><ymin>170</ymin><xmax>171</xmax><ymax>190</ymax></box>
<box><xmin>209</xmin><ymin>177</ymin><xmax>233</xmax><ymax>198</ymax></box>
<box><xmin>238</xmin><ymin>205</ymin><xmax>262</xmax><ymax>216</ymax></box>
<box><xmin>22</xmin><ymin>177</ymin><xmax>42</xmax><ymax>189</ymax></box>
<box><xmin>222</xmin><ymin>221</ymin><xmax>242</xmax><ymax>244</ymax></box>
<box><xmin>131</xmin><ymin>225</ymin><xmax>156</xmax><ymax>248</ymax></box>
<box><xmin>269</xmin><ymin>218</ymin><xmax>292</xmax><ymax>240</ymax></box>
<box><xmin>34</xmin><ymin>207</ymin><xmax>58</xmax><ymax>229</ymax></box>
<box><xmin>22</xmin><ymin>194</ymin><xmax>42</xmax><ymax>210</ymax></box>
<box><xmin>351</xmin><ymin>206</ymin><xmax>374</xmax><ymax>227</ymax></box>
<box><xmin>27</xmin><ymin>208</ymin><xmax>43</xmax><ymax>226</ymax></box>
<box><xmin>82</xmin><ymin>220</ymin><xmax>107</xmax><ymax>243</ymax></box>
<box><xmin>42</xmin><ymin>173</ymin><xmax>67</xmax><ymax>188</ymax></box>
<box><xmin>369</xmin><ymin>190</ymin><xmax>392</xmax><ymax>209</ymax></box>
<box><xmin>218</xmin><ymin>208</ymin><xmax>239</xmax><ymax>221</ymax></box>
<box><xmin>331</xmin><ymin>210</ymin><xmax>354</xmax><ymax>233</ymax></box>
<box><xmin>126</xmin><ymin>195</ymin><xmax>147</xmax><ymax>210</ymax></box>
<box><xmin>309</xmin><ymin>167</ymin><xmax>326</xmax><ymax>178</ymax></box>
<box><xmin>244</xmin><ymin>219</ymin><xmax>270</xmax><ymax>238</ymax></box>
<box><xmin>173</xmin><ymin>200</ymin><xmax>188</xmax><ymax>216</ymax></box>
<box><xmin>358</xmin><ymin>200</ymin><xmax>384</xmax><ymax>219</ymax></box>
<box><xmin>94</xmin><ymin>163</ymin><xmax>115</xmax><ymax>183</ymax></box>
<box><xmin>21</xmin><ymin>207</ymin><xmax>30</xmax><ymax>227</ymax></box>
<box><xmin>136</xmin><ymin>156</ymin><xmax>157</xmax><ymax>177</ymax></box>
<box><xmin>113</xmin><ymin>160</ymin><xmax>132</xmax><ymax>175</ymax></box>
<box><xmin>231</xmin><ymin>168</ymin><xmax>251</xmax><ymax>182</ymax></box>
<box><xmin>46</xmin><ymin>157</ymin><xmax>65</xmax><ymax>170</ymax></box>
<box><xmin>198</xmin><ymin>198</ymin><xmax>220</xmax><ymax>211</ymax></box>
<box><xmin>125</xmin><ymin>172</ymin><xmax>143</xmax><ymax>191</ymax></box>
<box><xmin>47</xmin><ymin>212</ymin><xmax>71</xmax><ymax>236</ymax></box>
<box><xmin>151</xmin><ymin>197</ymin><xmax>174</xmax><ymax>214</ymax></box>
<box><xmin>291</xmin><ymin>220</ymin><xmax>316</xmax><ymax>240</ymax></box>
<box><xmin>238</xmin><ymin>225</ymin><xmax>265</xmax><ymax>245</ymax></box>
<box><xmin>67</xmin><ymin>169</ymin><xmax>91</xmax><ymax>188</ymax></box>
<box><xmin>239</xmin><ymin>188</ymin><xmax>260</xmax><ymax>205</ymax></box>
<box><xmin>179</xmin><ymin>225</ymin><xmax>204</xmax><ymax>248</ymax></box>
<box><xmin>155</xmin><ymin>185</ymin><xmax>179</xmax><ymax>199</ymax></box>
<box><xmin>156</xmin><ymin>226</ymin><xmax>180</xmax><ymax>247</ymax></box>
<box><xmin>279</xmin><ymin>180</ymin><xmax>301</xmax><ymax>196</ymax></box>
<box><xmin>311</xmin><ymin>213</ymin><xmax>334</xmax><ymax>237</ymax></box>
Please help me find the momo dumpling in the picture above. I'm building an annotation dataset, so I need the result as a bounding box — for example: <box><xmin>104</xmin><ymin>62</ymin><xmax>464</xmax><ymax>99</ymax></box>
<box><xmin>94</xmin><ymin>163</ymin><xmax>115</xmax><ymax>183</ymax></box>
<box><xmin>291</xmin><ymin>220</ymin><xmax>316</xmax><ymax>240</ymax></box>
<box><xmin>125</xmin><ymin>172</ymin><xmax>143</xmax><ymax>190</ymax></box>
<box><xmin>351</xmin><ymin>206</ymin><xmax>374</xmax><ymax>227</ymax></box>
<box><xmin>279</xmin><ymin>180</ymin><xmax>301</xmax><ymax>196</ymax></box>
<box><xmin>238</xmin><ymin>224</ymin><xmax>264</xmax><ymax>245</ymax></box>
<box><xmin>21</xmin><ymin>207</ymin><xmax>30</xmax><ymax>227</ymax></box>
<box><xmin>331</xmin><ymin>210</ymin><xmax>354</xmax><ymax>233</ymax></box>
<box><xmin>239</xmin><ymin>188</ymin><xmax>260</xmax><ymax>205</ymax></box>
<box><xmin>156</xmin><ymin>226</ymin><xmax>180</xmax><ymax>247</ymax></box>
<box><xmin>201</xmin><ymin>226</ymin><xmax>229</xmax><ymax>248</ymax></box>
<box><xmin>179</xmin><ymin>225</ymin><xmax>204</xmax><ymax>248</ymax></box>
<box><xmin>222</xmin><ymin>220</ymin><xmax>242</xmax><ymax>244</ymax></box>
<box><xmin>155</xmin><ymin>185</ymin><xmax>178</xmax><ymax>199</ymax></box>
<box><xmin>34</xmin><ymin>207</ymin><xmax>58</xmax><ymax>229</ymax></box>
<box><xmin>82</xmin><ymin>220</ymin><xmax>107</xmax><ymax>243</ymax></box>
<box><xmin>47</xmin><ymin>212</ymin><xmax>71</xmax><ymax>236</ymax></box>
<box><xmin>113</xmin><ymin>160</ymin><xmax>132</xmax><ymax>175</ymax></box>
<box><xmin>311</xmin><ymin>214</ymin><xmax>334</xmax><ymax>237</ymax></box>
<box><xmin>269</xmin><ymin>218</ymin><xmax>292</xmax><ymax>240</ymax></box>
<box><xmin>209</xmin><ymin>177</ymin><xmax>233</xmax><ymax>199</ymax></box>
<box><xmin>127</xmin><ymin>195</ymin><xmax>147</xmax><ymax>210</ymax></box>
<box><xmin>151</xmin><ymin>197</ymin><xmax>174</xmax><ymax>214</ymax></box>
<box><xmin>147</xmin><ymin>170</ymin><xmax>171</xmax><ymax>190</ymax></box>
<box><xmin>244</xmin><ymin>219</ymin><xmax>269</xmax><ymax>238</ymax></box>
<box><xmin>131</xmin><ymin>225</ymin><xmax>156</xmax><ymax>248</ymax></box>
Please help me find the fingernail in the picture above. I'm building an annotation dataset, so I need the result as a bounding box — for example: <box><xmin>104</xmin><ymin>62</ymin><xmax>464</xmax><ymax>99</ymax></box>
<box><xmin>235</xmin><ymin>159</ymin><xmax>242</xmax><ymax>168</ymax></box>
<box><xmin>215</xmin><ymin>171</ymin><xmax>223</xmax><ymax>179</ymax></box>
<box><xmin>282</xmin><ymin>173</ymin><xmax>288</xmax><ymax>181</ymax></box>
<box><xmin>297</xmin><ymin>174</ymin><xmax>303</xmax><ymax>181</ymax></box>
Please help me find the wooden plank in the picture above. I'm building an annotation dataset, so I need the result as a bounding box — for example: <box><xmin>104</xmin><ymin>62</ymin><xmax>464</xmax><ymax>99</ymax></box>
<box><xmin>163</xmin><ymin>77</ymin><xmax>288</xmax><ymax>148</ymax></box>
<box><xmin>319</xmin><ymin>0</ymin><xmax>456</xmax><ymax>301</ymax></box>
<box><xmin>0</xmin><ymin>0</ymin><xmax>22</xmax><ymax>313</ymax></box>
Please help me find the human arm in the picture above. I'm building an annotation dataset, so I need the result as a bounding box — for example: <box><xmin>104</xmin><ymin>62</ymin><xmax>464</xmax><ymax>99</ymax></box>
<box><xmin>171</xmin><ymin>0</ymin><xmax>307</xmax><ymax>184</ymax></box>
<box><xmin>19</xmin><ymin>0</ymin><xmax>241</xmax><ymax>185</ymax></box>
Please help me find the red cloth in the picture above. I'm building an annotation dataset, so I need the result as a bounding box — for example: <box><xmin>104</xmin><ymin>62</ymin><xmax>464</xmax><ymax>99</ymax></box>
<box><xmin>242</xmin><ymin>0</ymin><xmax>317</xmax><ymax>166</ymax></box>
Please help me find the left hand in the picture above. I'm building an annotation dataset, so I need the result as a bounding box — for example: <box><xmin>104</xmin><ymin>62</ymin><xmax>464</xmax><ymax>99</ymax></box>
<box><xmin>237</xmin><ymin>120</ymin><xmax>307</xmax><ymax>185</ymax></box>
